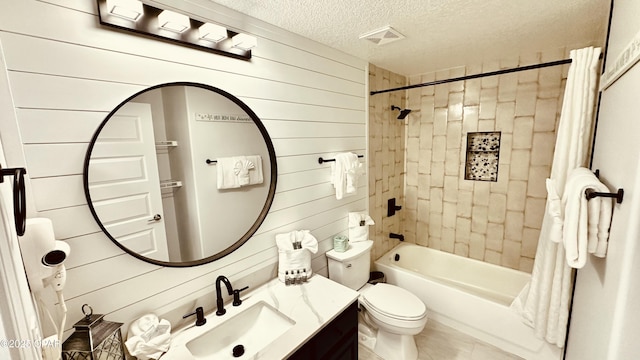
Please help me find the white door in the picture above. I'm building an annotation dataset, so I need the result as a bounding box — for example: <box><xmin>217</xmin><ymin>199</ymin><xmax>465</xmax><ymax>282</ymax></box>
<box><xmin>87</xmin><ymin>102</ymin><xmax>169</xmax><ymax>262</ymax></box>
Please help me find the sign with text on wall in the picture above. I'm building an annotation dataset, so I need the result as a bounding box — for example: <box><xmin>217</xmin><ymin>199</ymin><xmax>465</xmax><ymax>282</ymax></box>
<box><xmin>600</xmin><ymin>27</ymin><xmax>640</xmax><ymax>91</ymax></box>
<box><xmin>195</xmin><ymin>113</ymin><xmax>253</xmax><ymax>123</ymax></box>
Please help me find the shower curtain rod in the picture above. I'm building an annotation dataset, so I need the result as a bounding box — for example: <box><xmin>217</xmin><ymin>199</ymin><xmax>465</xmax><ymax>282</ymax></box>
<box><xmin>370</xmin><ymin>58</ymin><xmax>572</xmax><ymax>95</ymax></box>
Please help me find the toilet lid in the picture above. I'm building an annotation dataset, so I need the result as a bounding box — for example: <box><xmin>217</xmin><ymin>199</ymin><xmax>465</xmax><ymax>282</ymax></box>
<box><xmin>361</xmin><ymin>283</ymin><xmax>427</xmax><ymax>320</ymax></box>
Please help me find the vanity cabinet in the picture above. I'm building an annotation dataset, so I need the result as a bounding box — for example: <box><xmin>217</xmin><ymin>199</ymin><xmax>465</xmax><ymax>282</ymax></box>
<box><xmin>287</xmin><ymin>301</ymin><xmax>358</xmax><ymax>360</ymax></box>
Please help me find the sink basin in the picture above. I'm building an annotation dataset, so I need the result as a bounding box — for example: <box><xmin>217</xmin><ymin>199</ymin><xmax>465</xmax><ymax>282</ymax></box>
<box><xmin>186</xmin><ymin>301</ymin><xmax>295</xmax><ymax>359</ymax></box>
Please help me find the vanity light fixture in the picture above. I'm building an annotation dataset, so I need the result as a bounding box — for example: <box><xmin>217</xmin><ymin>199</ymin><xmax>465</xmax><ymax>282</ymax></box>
<box><xmin>199</xmin><ymin>22</ymin><xmax>228</xmax><ymax>43</ymax></box>
<box><xmin>96</xmin><ymin>0</ymin><xmax>254</xmax><ymax>60</ymax></box>
<box><xmin>232</xmin><ymin>33</ymin><xmax>257</xmax><ymax>50</ymax></box>
<box><xmin>105</xmin><ymin>0</ymin><xmax>143</xmax><ymax>21</ymax></box>
<box><xmin>158</xmin><ymin>10</ymin><xmax>190</xmax><ymax>33</ymax></box>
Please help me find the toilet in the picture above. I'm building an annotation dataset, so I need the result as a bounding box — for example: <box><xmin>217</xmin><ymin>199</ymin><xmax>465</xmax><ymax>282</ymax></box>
<box><xmin>326</xmin><ymin>240</ymin><xmax>427</xmax><ymax>360</ymax></box>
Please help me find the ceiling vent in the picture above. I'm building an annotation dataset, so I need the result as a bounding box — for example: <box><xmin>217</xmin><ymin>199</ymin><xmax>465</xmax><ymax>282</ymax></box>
<box><xmin>359</xmin><ymin>26</ymin><xmax>405</xmax><ymax>45</ymax></box>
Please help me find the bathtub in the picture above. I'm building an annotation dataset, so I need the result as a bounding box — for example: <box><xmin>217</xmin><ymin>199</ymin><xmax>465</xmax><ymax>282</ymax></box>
<box><xmin>374</xmin><ymin>243</ymin><xmax>562</xmax><ymax>360</ymax></box>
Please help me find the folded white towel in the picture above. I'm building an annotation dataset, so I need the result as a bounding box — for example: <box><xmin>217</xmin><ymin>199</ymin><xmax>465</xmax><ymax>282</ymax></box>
<box><xmin>125</xmin><ymin>314</ymin><xmax>171</xmax><ymax>360</ymax></box>
<box><xmin>276</xmin><ymin>230</ymin><xmax>318</xmax><ymax>253</ymax></box>
<box><xmin>348</xmin><ymin>212</ymin><xmax>375</xmax><ymax>243</ymax></box>
<box><xmin>276</xmin><ymin>230</ymin><xmax>318</xmax><ymax>283</ymax></box>
<box><xmin>331</xmin><ymin>152</ymin><xmax>364</xmax><ymax>200</ymax></box>
<box><xmin>561</xmin><ymin>167</ymin><xmax>613</xmax><ymax>268</ymax></box>
<box><xmin>217</xmin><ymin>157</ymin><xmax>241</xmax><ymax>189</ymax></box>
<box><xmin>216</xmin><ymin>155</ymin><xmax>264</xmax><ymax>189</ymax></box>
<box><xmin>275</xmin><ymin>232</ymin><xmax>294</xmax><ymax>251</ymax></box>
<box><xmin>296</xmin><ymin>230</ymin><xmax>318</xmax><ymax>253</ymax></box>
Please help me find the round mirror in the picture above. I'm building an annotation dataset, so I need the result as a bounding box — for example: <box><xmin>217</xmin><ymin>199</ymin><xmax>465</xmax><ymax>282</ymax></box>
<box><xmin>84</xmin><ymin>82</ymin><xmax>277</xmax><ymax>267</ymax></box>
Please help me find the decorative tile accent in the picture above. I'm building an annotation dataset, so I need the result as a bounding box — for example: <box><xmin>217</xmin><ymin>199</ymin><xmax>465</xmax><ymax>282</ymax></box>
<box><xmin>465</xmin><ymin>131</ymin><xmax>501</xmax><ymax>181</ymax></box>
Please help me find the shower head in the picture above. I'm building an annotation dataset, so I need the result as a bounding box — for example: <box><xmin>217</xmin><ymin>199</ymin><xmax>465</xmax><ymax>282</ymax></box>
<box><xmin>391</xmin><ymin>105</ymin><xmax>412</xmax><ymax>120</ymax></box>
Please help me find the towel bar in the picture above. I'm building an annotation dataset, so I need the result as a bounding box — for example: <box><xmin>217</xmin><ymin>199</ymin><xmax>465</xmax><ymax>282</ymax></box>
<box><xmin>585</xmin><ymin>188</ymin><xmax>624</xmax><ymax>204</ymax></box>
<box><xmin>318</xmin><ymin>154</ymin><xmax>364</xmax><ymax>164</ymax></box>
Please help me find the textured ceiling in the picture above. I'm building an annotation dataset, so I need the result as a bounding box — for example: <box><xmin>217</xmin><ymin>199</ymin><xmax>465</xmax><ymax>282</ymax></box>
<box><xmin>206</xmin><ymin>0</ymin><xmax>611</xmax><ymax>76</ymax></box>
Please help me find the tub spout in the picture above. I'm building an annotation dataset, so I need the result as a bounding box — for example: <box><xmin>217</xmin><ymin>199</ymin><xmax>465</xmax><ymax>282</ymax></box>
<box><xmin>389</xmin><ymin>233</ymin><xmax>404</xmax><ymax>241</ymax></box>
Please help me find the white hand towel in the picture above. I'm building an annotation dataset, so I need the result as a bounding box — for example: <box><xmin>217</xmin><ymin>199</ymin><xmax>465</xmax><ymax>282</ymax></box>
<box><xmin>331</xmin><ymin>152</ymin><xmax>362</xmax><ymax>200</ymax></box>
<box><xmin>275</xmin><ymin>232</ymin><xmax>294</xmax><ymax>250</ymax></box>
<box><xmin>125</xmin><ymin>314</ymin><xmax>171</xmax><ymax>360</ymax></box>
<box><xmin>216</xmin><ymin>156</ymin><xmax>242</xmax><ymax>189</ymax></box>
<box><xmin>245</xmin><ymin>155</ymin><xmax>264</xmax><ymax>186</ymax></box>
<box><xmin>348</xmin><ymin>212</ymin><xmax>375</xmax><ymax>243</ymax></box>
<box><xmin>217</xmin><ymin>155</ymin><xmax>264</xmax><ymax>189</ymax></box>
<box><xmin>561</xmin><ymin>167</ymin><xmax>614</xmax><ymax>268</ymax></box>
<box><xmin>297</xmin><ymin>230</ymin><xmax>318</xmax><ymax>254</ymax></box>
<box><xmin>234</xmin><ymin>158</ymin><xmax>255</xmax><ymax>186</ymax></box>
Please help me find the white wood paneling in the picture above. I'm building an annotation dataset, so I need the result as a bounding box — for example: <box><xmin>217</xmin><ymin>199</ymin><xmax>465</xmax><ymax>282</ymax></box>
<box><xmin>0</xmin><ymin>0</ymin><xmax>367</xmax><ymax>338</ymax></box>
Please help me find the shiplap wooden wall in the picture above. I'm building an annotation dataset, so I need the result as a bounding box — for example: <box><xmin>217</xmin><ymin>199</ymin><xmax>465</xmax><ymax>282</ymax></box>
<box><xmin>0</xmin><ymin>0</ymin><xmax>367</xmax><ymax>339</ymax></box>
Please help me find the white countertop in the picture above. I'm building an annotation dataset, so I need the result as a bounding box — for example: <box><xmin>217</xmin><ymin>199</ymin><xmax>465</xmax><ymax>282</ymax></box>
<box><xmin>160</xmin><ymin>274</ymin><xmax>359</xmax><ymax>359</ymax></box>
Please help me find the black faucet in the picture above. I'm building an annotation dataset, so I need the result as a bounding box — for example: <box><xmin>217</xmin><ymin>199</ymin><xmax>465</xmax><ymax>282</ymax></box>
<box><xmin>183</xmin><ymin>306</ymin><xmax>206</xmax><ymax>326</ymax></box>
<box><xmin>216</xmin><ymin>275</ymin><xmax>234</xmax><ymax>316</ymax></box>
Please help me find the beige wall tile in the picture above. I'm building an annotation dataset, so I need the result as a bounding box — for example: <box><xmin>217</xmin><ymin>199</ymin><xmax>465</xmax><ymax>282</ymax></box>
<box><xmin>452</xmin><ymin>191</ymin><xmax>469</xmax><ymax>219</ymax></box>
<box><xmin>522</xmin><ymin>227</ymin><xmax>540</xmax><ymax>258</ymax></box>
<box><xmin>505</xmin><ymin>211</ymin><xmax>524</xmax><ymax>241</ymax></box>
<box><xmin>456</xmin><ymin>217</ymin><xmax>471</xmax><ymax>243</ymax></box>
<box><xmin>524</xmin><ymin>197</ymin><xmax>546</xmax><ymax>229</ymax></box>
<box><xmin>527</xmin><ymin>165</ymin><xmax>550</xmax><ymax>198</ymax></box>
<box><xmin>531</xmin><ymin>132</ymin><xmax>556</xmax><ymax>166</ymax></box>
<box><xmin>431</xmin><ymin>161</ymin><xmax>445</xmax><ymax>187</ymax></box>
<box><xmin>471</xmin><ymin>205</ymin><xmax>489</xmax><ymax>233</ymax></box>
<box><xmin>507</xmin><ymin>180</ymin><xmax>528</xmax><ymax>211</ymax></box>
<box><xmin>510</xmin><ymin>150</ymin><xmax>531</xmax><ymax>180</ymax></box>
<box><xmin>534</xmin><ymin>98</ymin><xmax>558</xmax><ymax>131</ymax></box>
<box><xmin>502</xmin><ymin>240</ymin><xmax>522</xmax><ymax>268</ymax></box>
<box><xmin>498</xmin><ymin>73</ymin><xmax>518</xmax><ymax>102</ymax></box>
<box><xmin>434</xmin><ymin>108</ymin><xmax>448</xmax><ymax>135</ymax></box>
<box><xmin>486</xmin><ymin>223</ymin><xmax>505</xmax><ymax>251</ymax></box>
<box><xmin>513</xmin><ymin>117</ymin><xmax>534</xmax><ymax>149</ymax></box>
<box><xmin>444</xmin><ymin>175</ymin><xmax>459</xmax><ymax>202</ymax></box>
<box><xmin>442</xmin><ymin>202</ymin><xmax>457</xmax><ymax>229</ymax></box>
<box><xmin>442</xmin><ymin>228</ymin><xmax>456</xmax><ymax>252</ymax></box>
<box><xmin>432</xmin><ymin>135</ymin><xmax>447</xmax><ymax>162</ymax></box>
<box><xmin>463</xmin><ymin>105</ymin><xmax>479</xmax><ymax>132</ymax></box>
<box><xmin>479</xmin><ymin>88</ymin><xmax>498</xmax><ymax>119</ymax></box>
<box><xmin>515</xmin><ymin>83</ymin><xmax>538</xmax><ymax>116</ymax></box>
<box><xmin>488</xmin><ymin>193</ymin><xmax>507</xmax><ymax>223</ymax></box>
<box><xmin>449</xmin><ymin>92</ymin><xmax>464</xmax><ymax>120</ymax></box>
<box><xmin>470</xmin><ymin>232</ymin><xmax>486</xmax><ymax>260</ymax></box>
<box><xmin>496</xmin><ymin>102</ymin><xmax>516</xmax><ymax>133</ymax></box>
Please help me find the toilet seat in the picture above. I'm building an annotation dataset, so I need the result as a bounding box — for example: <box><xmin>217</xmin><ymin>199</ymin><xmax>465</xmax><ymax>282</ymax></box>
<box><xmin>360</xmin><ymin>283</ymin><xmax>427</xmax><ymax>321</ymax></box>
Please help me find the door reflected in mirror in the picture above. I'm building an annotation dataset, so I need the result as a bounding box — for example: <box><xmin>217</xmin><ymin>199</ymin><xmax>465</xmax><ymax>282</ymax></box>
<box><xmin>84</xmin><ymin>83</ymin><xmax>277</xmax><ymax>266</ymax></box>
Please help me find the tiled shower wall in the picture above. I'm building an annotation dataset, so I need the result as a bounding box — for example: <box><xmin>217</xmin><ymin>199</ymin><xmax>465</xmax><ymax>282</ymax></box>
<box><xmin>368</xmin><ymin>64</ymin><xmax>407</xmax><ymax>261</ymax></box>
<box><xmin>403</xmin><ymin>50</ymin><xmax>568</xmax><ymax>272</ymax></box>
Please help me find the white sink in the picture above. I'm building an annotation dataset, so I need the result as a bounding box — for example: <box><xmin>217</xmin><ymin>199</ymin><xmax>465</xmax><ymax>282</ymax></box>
<box><xmin>185</xmin><ymin>301</ymin><xmax>295</xmax><ymax>359</ymax></box>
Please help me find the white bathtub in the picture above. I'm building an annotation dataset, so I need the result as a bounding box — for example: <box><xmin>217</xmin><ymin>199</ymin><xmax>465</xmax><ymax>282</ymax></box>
<box><xmin>374</xmin><ymin>243</ymin><xmax>561</xmax><ymax>360</ymax></box>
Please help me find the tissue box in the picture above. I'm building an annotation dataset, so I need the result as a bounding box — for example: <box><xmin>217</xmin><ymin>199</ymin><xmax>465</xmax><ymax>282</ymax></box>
<box><xmin>278</xmin><ymin>248</ymin><xmax>312</xmax><ymax>282</ymax></box>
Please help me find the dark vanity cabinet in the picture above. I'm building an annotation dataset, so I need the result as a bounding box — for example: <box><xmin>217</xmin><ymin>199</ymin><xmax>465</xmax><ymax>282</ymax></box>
<box><xmin>288</xmin><ymin>301</ymin><xmax>358</xmax><ymax>360</ymax></box>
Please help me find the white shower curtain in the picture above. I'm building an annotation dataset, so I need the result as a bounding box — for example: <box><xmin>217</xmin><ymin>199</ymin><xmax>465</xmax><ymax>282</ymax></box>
<box><xmin>511</xmin><ymin>46</ymin><xmax>602</xmax><ymax>347</ymax></box>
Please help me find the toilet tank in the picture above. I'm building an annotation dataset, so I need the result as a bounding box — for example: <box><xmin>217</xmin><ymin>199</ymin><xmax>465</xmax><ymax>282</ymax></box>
<box><xmin>326</xmin><ymin>240</ymin><xmax>373</xmax><ymax>290</ymax></box>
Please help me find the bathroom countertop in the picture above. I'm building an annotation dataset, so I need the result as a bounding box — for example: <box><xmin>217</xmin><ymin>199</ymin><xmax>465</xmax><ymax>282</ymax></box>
<box><xmin>160</xmin><ymin>274</ymin><xmax>359</xmax><ymax>359</ymax></box>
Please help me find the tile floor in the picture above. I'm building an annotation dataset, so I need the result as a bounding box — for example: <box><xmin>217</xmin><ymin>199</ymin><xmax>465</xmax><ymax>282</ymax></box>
<box><xmin>358</xmin><ymin>319</ymin><xmax>524</xmax><ymax>360</ymax></box>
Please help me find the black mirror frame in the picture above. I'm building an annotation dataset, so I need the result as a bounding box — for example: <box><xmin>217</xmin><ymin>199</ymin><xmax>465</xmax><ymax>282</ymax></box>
<box><xmin>83</xmin><ymin>82</ymin><xmax>277</xmax><ymax>267</ymax></box>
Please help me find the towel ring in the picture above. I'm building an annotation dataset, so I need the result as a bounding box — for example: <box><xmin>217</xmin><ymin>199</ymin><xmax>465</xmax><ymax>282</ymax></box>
<box><xmin>0</xmin><ymin>164</ymin><xmax>27</xmax><ymax>236</ymax></box>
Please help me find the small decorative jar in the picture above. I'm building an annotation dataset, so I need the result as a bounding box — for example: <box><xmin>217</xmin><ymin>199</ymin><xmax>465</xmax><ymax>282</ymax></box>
<box><xmin>333</xmin><ymin>235</ymin><xmax>349</xmax><ymax>252</ymax></box>
<box><xmin>62</xmin><ymin>304</ymin><xmax>125</xmax><ymax>360</ymax></box>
